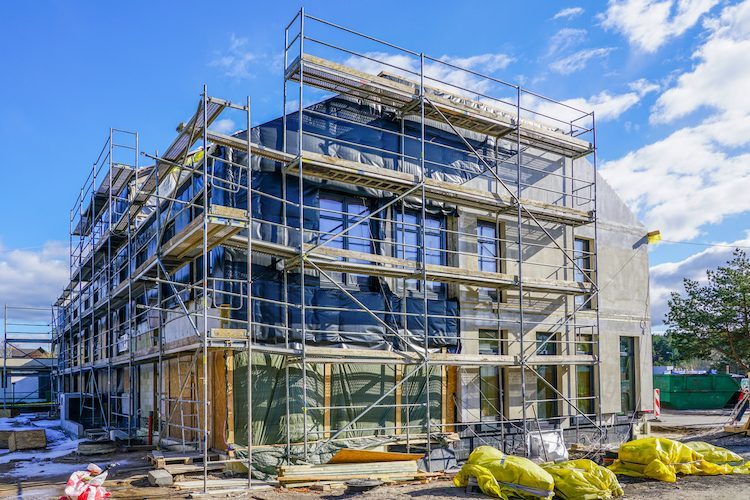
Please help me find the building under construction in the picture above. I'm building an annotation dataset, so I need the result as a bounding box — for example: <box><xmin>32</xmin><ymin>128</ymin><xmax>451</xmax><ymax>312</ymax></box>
<box><xmin>51</xmin><ymin>9</ymin><xmax>653</xmax><ymax>476</ymax></box>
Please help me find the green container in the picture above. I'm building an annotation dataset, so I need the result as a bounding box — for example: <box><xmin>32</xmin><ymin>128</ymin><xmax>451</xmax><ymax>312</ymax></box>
<box><xmin>653</xmin><ymin>374</ymin><xmax>739</xmax><ymax>409</ymax></box>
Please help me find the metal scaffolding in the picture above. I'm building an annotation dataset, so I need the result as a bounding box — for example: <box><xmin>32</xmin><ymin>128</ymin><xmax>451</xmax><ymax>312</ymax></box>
<box><xmin>52</xmin><ymin>8</ymin><xmax>607</xmax><ymax>493</ymax></box>
<box><xmin>2</xmin><ymin>306</ymin><xmax>55</xmax><ymax>412</ymax></box>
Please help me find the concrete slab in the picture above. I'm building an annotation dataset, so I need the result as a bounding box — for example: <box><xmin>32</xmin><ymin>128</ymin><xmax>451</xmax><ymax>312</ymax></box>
<box><xmin>148</xmin><ymin>469</ymin><xmax>173</xmax><ymax>487</ymax></box>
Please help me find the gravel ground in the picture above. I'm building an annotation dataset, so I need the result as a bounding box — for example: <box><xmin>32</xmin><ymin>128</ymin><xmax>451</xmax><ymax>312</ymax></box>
<box><xmin>3</xmin><ymin>411</ymin><xmax>750</xmax><ymax>499</ymax></box>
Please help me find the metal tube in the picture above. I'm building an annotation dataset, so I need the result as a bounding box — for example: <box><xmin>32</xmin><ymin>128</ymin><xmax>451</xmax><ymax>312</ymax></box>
<box><xmin>297</xmin><ymin>6</ymin><xmax>308</xmax><ymax>462</ymax></box>
<box><xmin>2</xmin><ymin>304</ymin><xmax>6</xmax><ymax>411</ymax></box>
<box><xmin>591</xmin><ymin>111</ymin><xmax>604</xmax><ymax>443</ymax></box>
<box><xmin>246</xmin><ymin>95</ymin><xmax>254</xmax><ymax>488</ymax></box>
<box><xmin>516</xmin><ymin>86</ymin><xmax>527</xmax><ymax>455</ymax></box>
<box><xmin>155</xmin><ymin>143</ymin><xmax>164</xmax><ymax>449</ymax></box>
<box><xmin>419</xmin><ymin>52</ymin><xmax>432</xmax><ymax>471</ymax></box>
<box><xmin>201</xmin><ymin>84</ymin><xmax>209</xmax><ymax>493</ymax></box>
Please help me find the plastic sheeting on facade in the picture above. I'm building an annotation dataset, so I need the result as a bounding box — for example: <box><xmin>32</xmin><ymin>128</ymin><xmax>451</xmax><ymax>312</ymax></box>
<box><xmin>232</xmin><ymin>352</ymin><xmax>442</xmax><ymax>448</ymax></box>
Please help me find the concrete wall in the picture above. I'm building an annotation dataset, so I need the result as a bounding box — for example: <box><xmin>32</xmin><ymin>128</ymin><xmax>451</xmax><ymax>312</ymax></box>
<box><xmin>453</xmin><ymin>154</ymin><xmax>652</xmax><ymax>423</ymax></box>
<box><xmin>576</xmin><ymin>161</ymin><xmax>652</xmax><ymax>414</ymax></box>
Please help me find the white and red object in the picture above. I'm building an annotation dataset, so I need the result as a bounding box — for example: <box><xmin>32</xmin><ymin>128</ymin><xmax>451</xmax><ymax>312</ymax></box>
<box><xmin>654</xmin><ymin>388</ymin><xmax>661</xmax><ymax>418</ymax></box>
<box><xmin>60</xmin><ymin>463</ymin><xmax>111</xmax><ymax>500</ymax></box>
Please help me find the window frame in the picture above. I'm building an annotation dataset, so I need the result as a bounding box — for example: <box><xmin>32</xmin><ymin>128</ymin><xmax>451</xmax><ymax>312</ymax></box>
<box><xmin>392</xmin><ymin>207</ymin><xmax>447</xmax><ymax>297</ymax></box>
<box><xmin>535</xmin><ymin>332</ymin><xmax>560</xmax><ymax>419</ymax></box>
<box><xmin>318</xmin><ymin>191</ymin><xmax>375</xmax><ymax>288</ymax></box>
<box><xmin>478</xmin><ymin>329</ymin><xmax>505</xmax><ymax>420</ymax></box>
<box><xmin>573</xmin><ymin>237</ymin><xmax>595</xmax><ymax>310</ymax></box>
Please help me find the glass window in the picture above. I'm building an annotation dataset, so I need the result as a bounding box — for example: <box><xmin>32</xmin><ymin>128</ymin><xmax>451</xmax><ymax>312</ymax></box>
<box><xmin>620</xmin><ymin>337</ymin><xmax>636</xmax><ymax>413</ymax></box>
<box><xmin>576</xmin><ymin>365</ymin><xmax>595</xmax><ymax>416</ymax></box>
<box><xmin>477</xmin><ymin>221</ymin><xmax>499</xmax><ymax>273</ymax></box>
<box><xmin>319</xmin><ymin>193</ymin><xmax>373</xmax><ymax>287</ymax></box>
<box><xmin>479</xmin><ymin>330</ymin><xmax>502</xmax><ymax>419</ymax></box>
<box><xmin>536</xmin><ymin>332</ymin><xmax>558</xmax><ymax>356</ymax></box>
<box><xmin>576</xmin><ymin>333</ymin><xmax>593</xmax><ymax>355</ymax></box>
<box><xmin>536</xmin><ymin>333</ymin><xmax>558</xmax><ymax>419</ymax></box>
<box><xmin>574</xmin><ymin>238</ymin><xmax>593</xmax><ymax>309</ymax></box>
<box><xmin>394</xmin><ymin>209</ymin><xmax>446</xmax><ymax>296</ymax></box>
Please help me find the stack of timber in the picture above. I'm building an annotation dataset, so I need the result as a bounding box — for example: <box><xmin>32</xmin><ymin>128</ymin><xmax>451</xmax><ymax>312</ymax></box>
<box><xmin>278</xmin><ymin>449</ymin><xmax>441</xmax><ymax>488</ymax></box>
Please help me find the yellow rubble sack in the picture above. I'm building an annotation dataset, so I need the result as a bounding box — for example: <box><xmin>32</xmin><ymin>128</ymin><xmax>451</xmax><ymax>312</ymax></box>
<box><xmin>453</xmin><ymin>446</ymin><xmax>554</xmax><ymax>499</ymax></box>
<box><xmin>542</xmin><ymin>459</ymin><xmax>623</xmax><ymax>500</ymax></box>
<box><xmin>683</xmin><ymin>441</ymin><xmax>744</xmax><ymax>464</ymax></box>
<box><xmin>608</xmin><ymin>437</ymin><xmax>750</xmax><ymax>482</ymax></box>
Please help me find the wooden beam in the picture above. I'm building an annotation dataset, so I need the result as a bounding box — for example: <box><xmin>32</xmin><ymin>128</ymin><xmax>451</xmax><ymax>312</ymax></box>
<box><xmin>394</xmin><ymin>365</ymin><xmax>403</xmax><ymax>435</ymax></box>
<box><xmin>323</xmin><ymin>364</ymin><xmax>332</xmax><ymax>439</ymax></box>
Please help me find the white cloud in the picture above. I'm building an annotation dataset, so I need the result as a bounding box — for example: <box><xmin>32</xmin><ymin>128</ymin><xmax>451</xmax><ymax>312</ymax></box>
<box><xmin>651</xmin><ymin>0</ymin><xmax>750</xmax><ymax>123</ymax></box>
<box><xmin>600</xmin><ymin>0</ymin><xmax>750</xmax><ymax>241</ymax></box>
<box><xmin>562</xmin><ymin>81</ymin><xmax>658</xmax><ymax>120</ymax></box>
<box><xmin>549</xmin><ymin>47</ymin><xmax>615</xmax><ymax>74</ymax></box>
<box><xmin>553</xmin><ymin>7</ymin><xmax>585</xmax><ymax>20</ymax></box>
<box><xmin>547</xmin><ymin>28</ymin><xmax>588</xmax><ymax>56</ymax></box>
<box><xmin>344</xmin><ymin>51</ymin><xmax>514</xmax><ymax>98</ymax></box>
<box><xmin>649</xmin><ymin>234</ymin><xmax>750</xmax><ymax>325</ymax></box>
<box><xmin>209</xmin><ymin>118</ymin><xmax>236</xmax><ymax>134</ymax></box>
<box><xmin>0</xmin><ymin>241</ymin><xmax>68</xmax><ymax>321</ymax></box>
<box><xmin>600</xmin><ymin>0</ymin><xmax>720</xmax><ymax>52</ymax></box>
<box><xmin>528</xmin><ymin>78</ymin><xmax>658</xmax><ymax>127</ymax></box>
<box><xmin>210</xmin><ymin>34</ymin><xmax>258</xmax><ymax>79</ymax></box>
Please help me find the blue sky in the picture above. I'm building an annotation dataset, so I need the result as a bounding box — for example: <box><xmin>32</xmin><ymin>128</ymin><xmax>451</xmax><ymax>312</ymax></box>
<box><xmin>1</xmin><ymin>0</ymin><xmax>749</xmax><ymax>327</ymax></box>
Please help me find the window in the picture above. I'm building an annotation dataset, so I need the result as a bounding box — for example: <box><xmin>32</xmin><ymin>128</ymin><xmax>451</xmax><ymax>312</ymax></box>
<box><xmin>536</xmin><ymin>332</ymin><xmax>558</xmax><ymax>356</ymax></box>
<box><xmin>394</xmin><ymin>209</ymin><xmax>446</xmax><ymax>295</ymax></box>
<box><xmin>574</xmin><ymin>238</ymin><xmax>593</xmax><ymax>309</ymax></box>
<box><xmin>576</xmin><ymin>365</ymin><xmax>595</xmax><ymax>416</ymax></box>
<box><xmin>319</xmin><ymin>193</ymin><xmax>373</xmax><ymax>287</ymax></box>
<box><xmin>479</xmin><ymin>330</ymin><xmax>504</xmax><ymax>419</ymax></box>
<box><xmin>477</xmin><ymin>221</ymin><xmax>499</xmax><ymax>273</ymax></box>
<box><xmin>536</xmin><ymin>333</ymin><xmax>559</xmax><ymax>419</ymax></box>
<box><xmin>620</xmin><ymin>337</ymin><xmax>637</xmax><ymax>413</ymax></box>
<box><xmin>477</xmin><ymin>220</ymin><xmax>504</xmax><ymax>299</ymax></box>
<box><xmin>575</xmin><ymin>333</ymin><xmax>593</xmax><ymax>355</ymax></box>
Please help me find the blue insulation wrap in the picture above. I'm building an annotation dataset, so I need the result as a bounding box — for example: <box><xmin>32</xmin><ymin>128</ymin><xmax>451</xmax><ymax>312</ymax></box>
<box><xmin>194</xmin><ymin>95</ymin><xmax>475</xmax><ymax>349</ymax></box>
<box><xmin>388</xmin><ymin>296</ymin><xmax>460</xmax><ymax>350</ymax></box>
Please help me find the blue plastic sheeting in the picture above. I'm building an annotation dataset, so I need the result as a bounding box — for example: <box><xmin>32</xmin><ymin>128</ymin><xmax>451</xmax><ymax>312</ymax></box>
<box><xmin>212</xmin><ymin>256</ymin><xmax>459</xmax><ymax>349</ymax></box>
<box><xmin>135</xmin><ymin>95</ymin><xmax>469</xmax><ymax>349</ymax></box>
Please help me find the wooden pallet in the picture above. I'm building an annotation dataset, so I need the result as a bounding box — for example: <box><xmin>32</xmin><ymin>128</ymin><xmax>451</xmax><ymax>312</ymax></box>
<box><xmin>164</xmin><ymin>463</ymin><xmax>226</xmax><ymax>475</ymax></box>
<box><xmin>148</xmin><ymin>450</ymin><xmax>221</xmax><ymax>469</ymax></box>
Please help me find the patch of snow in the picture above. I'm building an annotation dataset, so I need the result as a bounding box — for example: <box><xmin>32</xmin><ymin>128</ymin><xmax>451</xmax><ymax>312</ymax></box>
<box><xmin>0</xmin><ymin>415</ymin><xmax>80</xmax><ymax>470</ymax></box>
<box><xmin>6</xmin><ymin>459</ymin><xmax>82</xmax><ymax>478</ymax></box>
<box><xmin>0</xmin><ymin>416</ymin><xmax>34</xmax><ymax>431</ymax></box>
<box><xmin>32</xmin><ymin>419</ymin><xmax>63</xmax><ymax>429</ymax></box>
<box><xmin>0</xmin><ymin>437</ymin><xmax>82</xmax><ymax>465</ymax></box>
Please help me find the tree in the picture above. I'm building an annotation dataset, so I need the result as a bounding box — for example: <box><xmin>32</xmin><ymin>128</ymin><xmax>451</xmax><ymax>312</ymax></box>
<box><xmin>652</xmin><ymin>334</ymin><xmax>678</xmax><ymax>366</ymax></box>
<box><xmin>665</xmin><ymin>249</ymin><xmax>750</xmax><ymax>372</ymax></box>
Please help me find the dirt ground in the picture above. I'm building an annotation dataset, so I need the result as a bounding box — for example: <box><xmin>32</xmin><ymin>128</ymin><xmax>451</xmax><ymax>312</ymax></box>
<box><xmin>2</xmin><ymin>410</ymin><xmax>750</xmax><ymax>499</ymax></box>
<box><xmin>6</xmin><ymin>473</ymin><xmax>750</xmax><ymax>500</ymax></box>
